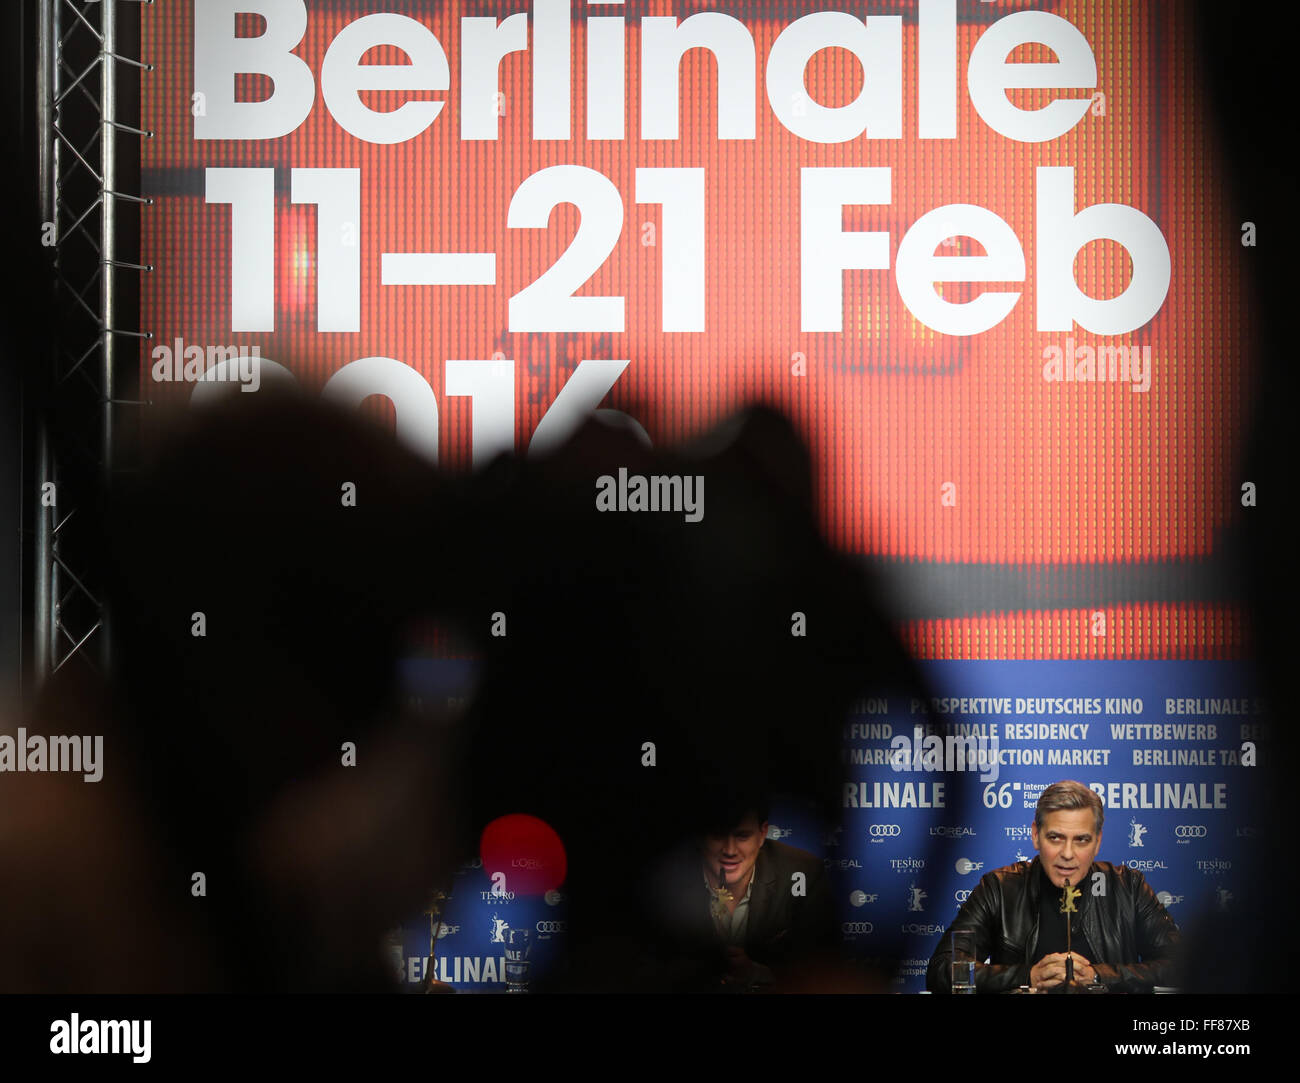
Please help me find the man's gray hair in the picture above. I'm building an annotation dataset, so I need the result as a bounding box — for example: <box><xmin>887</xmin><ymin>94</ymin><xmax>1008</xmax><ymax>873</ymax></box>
<box><xmin>1034</xmin><ymin>780</ymin><xmax>1104</xmax><ymax>834</ymax></box>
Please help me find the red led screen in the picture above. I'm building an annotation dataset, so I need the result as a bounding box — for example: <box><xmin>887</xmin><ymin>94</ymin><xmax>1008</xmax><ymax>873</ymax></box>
<box><xmin>142</xmin><ymin>1</ymin><xmax>1254</xmax><ymax>659</ymax></box>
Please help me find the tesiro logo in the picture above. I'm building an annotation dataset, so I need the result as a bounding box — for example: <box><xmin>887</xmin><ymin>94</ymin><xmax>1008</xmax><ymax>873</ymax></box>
<box><xmin>1197</xmin><ymin>859</ymin><xmax>1231</xmax><ymax>874</ymax></box>
<box><xmin>954</xmin><ymin>858</ymin><xmax>983</xmax><ymax>875</ymax></box>
<box><xmin>869</xmin><ymin>824</ymin><xmax>901</xmax><ymax>839</ymax></box>
<box><xmin>1004</xmin><ymin>825</ymin><xmax>1033</xmax><ymax>839</ymax></box>
<box><xmin>890</xmin><ymin>858</ymin><xmax>925</xmax><ymax>871</ymax></box>
<box><xmin>1174</xmin><ymin>825</ymin><xmax>1207</xmax><ymax>839</ymax></box>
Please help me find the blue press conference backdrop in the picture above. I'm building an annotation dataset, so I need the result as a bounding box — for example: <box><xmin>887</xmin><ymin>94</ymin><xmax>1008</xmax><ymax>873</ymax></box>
<box><xmin>397</xmin><ymin>659</ymin><xmax>1263</xmax><ymax>992</ymax></box>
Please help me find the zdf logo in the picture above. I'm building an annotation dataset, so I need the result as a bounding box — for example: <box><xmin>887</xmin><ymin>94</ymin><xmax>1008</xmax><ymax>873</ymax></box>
<box><xmin>1174</xmin><ymin>825</ymin><xmax>1207</xmax><ymax>839</ymax></box>
<box><xmin>869</xmin><ymin>824</ymin><xmax>901</xmax><ymax>837</ymax></box>
<box><xmin>955</xmin><ymin>858</ymin><xmax>983</xmax><ymax>875</ymax></box>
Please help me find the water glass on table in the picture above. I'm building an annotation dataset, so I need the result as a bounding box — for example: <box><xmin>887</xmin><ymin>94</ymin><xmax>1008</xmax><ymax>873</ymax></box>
<box><xmin>950</xmin><ymin>930</ymin><xmax>976</xmax><ymax>994</ymax></box>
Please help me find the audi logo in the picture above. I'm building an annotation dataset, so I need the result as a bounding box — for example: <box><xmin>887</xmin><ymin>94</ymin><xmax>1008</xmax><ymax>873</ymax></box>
<box><xmin>1175</xmin><ymin>825</ymin><xmax>1208</xmax><ymax>838</ymax></box>
<box><xmin>841</xmin><ymin>922</ymin><xmax>874</xmax><ymax>934</ymax></box>
<box><xmin>535</xmin><ymin>921</ymin><xmax>567</xmax><ymax>933</ymax></box>
<box><xmin>869</xmin><ymin>825</ymin><xmax>902</xmax><ymax>837</ymax></box>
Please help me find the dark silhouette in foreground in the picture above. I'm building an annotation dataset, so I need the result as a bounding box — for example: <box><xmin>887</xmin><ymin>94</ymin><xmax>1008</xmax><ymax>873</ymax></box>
<box><xmin>0</xmin><ymin>391</ymin><xmax>916</xmax><ymax>992</ymax></box>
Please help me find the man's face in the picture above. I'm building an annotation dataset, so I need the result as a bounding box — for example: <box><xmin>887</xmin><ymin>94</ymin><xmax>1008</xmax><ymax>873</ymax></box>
<box><xmin>1031</xmin><ymin>808</ymin><xmax>1101</xmax><ymax>888</ymax></box>
<box><xmin>701</xmin><ymin>815</ymin><xmax>767</xmax><ymax>887</ymax></box>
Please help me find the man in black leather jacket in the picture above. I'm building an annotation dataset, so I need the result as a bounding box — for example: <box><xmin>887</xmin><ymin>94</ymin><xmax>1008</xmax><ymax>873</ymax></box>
<box><xmin>927</xmin><ymin>780</ymin><xmax>1181</xmax><ymax>993</ymax></box>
